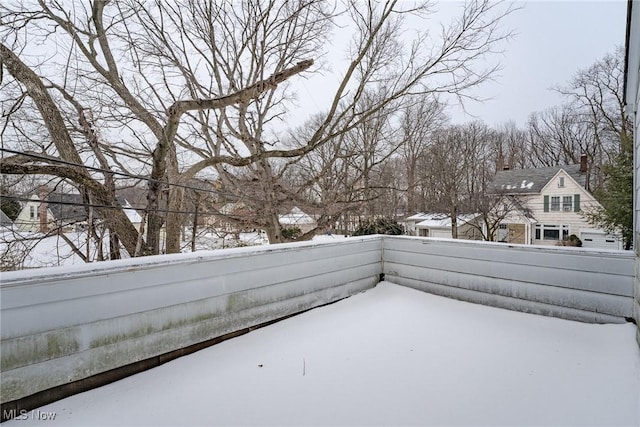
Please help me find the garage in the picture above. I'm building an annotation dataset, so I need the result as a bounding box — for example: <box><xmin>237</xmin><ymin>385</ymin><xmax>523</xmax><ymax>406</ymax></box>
<box><xmin>430</xmin><ymin>229</ymin><xmax>453</xmax><ymax>239</ymax></box>
<box><xmin>579</xmin><ymin>231</ymin><xmax>623</xmax><ymax>250</ymax></box>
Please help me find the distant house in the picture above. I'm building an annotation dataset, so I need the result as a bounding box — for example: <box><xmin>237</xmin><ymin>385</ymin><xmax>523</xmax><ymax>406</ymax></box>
<box><xmin>490</xmin><ymin>159</ymin><xmax>623</xmax><ymax>249</ymax></box>
<box><xmin>278</xmin><ymin>207</ymin><xmax>316</xmax><ymax>234</ymax></box>
<box><xmin>215</xmin><ymin>202</ymin><xmax>254</xmax><ymax>232</ymax></box>
<box><xmin>15</xmin><ymin>194</ymin><xmax>56</xmax><ymax>233</ymax></box>
<box><xmin>405</xmin><ymin>212</ymin><xmax>484</xmax><ymax>240</ymax></box>
<box><xmin>15</xmin><ymin>192</ymin><xmax>142</xmax><ymax>233</ymax></box>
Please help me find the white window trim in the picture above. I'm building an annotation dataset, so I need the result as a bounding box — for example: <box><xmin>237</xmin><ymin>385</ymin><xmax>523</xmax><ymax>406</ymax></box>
<box><xmin>535</xmin><ymin>224</ymin><xmax>570</xmax><ymax>241</ymax></box>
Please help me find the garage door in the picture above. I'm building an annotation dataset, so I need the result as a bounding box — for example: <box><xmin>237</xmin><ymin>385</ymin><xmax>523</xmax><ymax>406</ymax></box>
<box><xmin>431</xmin><ymin>229</ymin><xmax>453</xmax><ymax>239</ymax></box>
<box><xmin>580</xmin><ymin>232</ymin><xmax>620</xmax><ymax>249</ymax></box>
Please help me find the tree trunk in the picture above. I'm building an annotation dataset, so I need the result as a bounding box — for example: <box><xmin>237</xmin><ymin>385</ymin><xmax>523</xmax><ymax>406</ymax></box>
<box><xmin>451</xmin><ymin>205</ymin><xmax>458</xmax><ymax>239</ymax></box>
<box><xmin>191</xmin><ymin>193</ymin><xmax>200</xmax><ymax>252</ymax></box>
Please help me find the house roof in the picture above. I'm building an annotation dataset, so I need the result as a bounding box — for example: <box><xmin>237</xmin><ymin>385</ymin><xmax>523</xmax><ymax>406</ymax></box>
<box><xmin>406</xmin><ymin>212</ymin><xmax>434</xmax><ymax>221</ymax></box>
<box><xmin>491</xmin><ymin>164</ymin><xmax>587</xmax><ymax>194</ymax></box>
<box><xmin>279</xmin><ymin>207</ymin><xmax>315</xmax><ymax>226</ymax></box>
<box><xmin>46</xmin><ymin>193</ymin><xmax>87</xmax><ymax>223</ymax></box>
<box><xmin>39</xmin><ymin>193</ymin><xmax>140</xmax><ymax>224</ymax></box>
<box><xmin>415</xmin><ymin>213</ymin><xmax>480</xmax><ymax>229</ymax></box>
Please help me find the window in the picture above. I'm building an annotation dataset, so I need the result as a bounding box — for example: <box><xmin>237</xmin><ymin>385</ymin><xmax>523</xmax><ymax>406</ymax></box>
<box><xmin>558</xmin><ymin>177</ymin><xmax>565</xmax><ymax>187</ymax></box>
<box><xmin>544</xmin><ymin>194</ymin><xmax>580</xmax><ymax>212</ymax></box>
<box><xmin>535</xmin><ymin>224</ymin><xmax>570</xmax><ymax>241</ymax></box>
<box><xmin>29</xmin><ymin>206</ymin><xmax>35</xmax><ymax>219</ymax></box>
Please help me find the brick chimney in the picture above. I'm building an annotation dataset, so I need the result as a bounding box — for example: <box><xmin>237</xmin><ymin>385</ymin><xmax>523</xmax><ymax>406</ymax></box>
<box><xmin>38</xmin><ymin>187</ymin><xmax>49</xmax><ymax>233</ymax></box>
<box><xmin>579</xmin><ymin>154</ymin><xmax>588</xmax><ymax>173</ymax></box>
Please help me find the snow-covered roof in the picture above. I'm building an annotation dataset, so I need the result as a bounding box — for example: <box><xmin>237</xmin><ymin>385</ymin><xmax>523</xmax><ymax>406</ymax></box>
<box><xmin>492</xmin><ymin>164</ymin><xmax>587</xmax><ymax>194</ymax></box>
<box><xmin>26</xmin><ymin>282</ymin><xmax>639</xmax><ymax>425</ymax></box>
<box><xmin>406</xmin><ymin>212</ymin><xmax>433</xmax><ymax>221</ymax></box>
<box><xmin>414</xmin><ymin>213</ymin><xmax>480</xmax><ymax>228</ymax></box>
<box><xmin>122</xmin><ymin>200</ymin><xmax>142</xmax><ymax>224</ymax></box>
<box><xmin>279</xmin><ymin>207</ymin><xmax>315</xmax><ymax>225</ymax></box>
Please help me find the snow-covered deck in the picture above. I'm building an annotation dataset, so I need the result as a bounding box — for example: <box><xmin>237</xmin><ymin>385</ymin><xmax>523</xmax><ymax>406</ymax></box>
<box><xmin>6</xmin><ymin>282</ymin><xmax>639</xmax><ymax>426</ymax></box>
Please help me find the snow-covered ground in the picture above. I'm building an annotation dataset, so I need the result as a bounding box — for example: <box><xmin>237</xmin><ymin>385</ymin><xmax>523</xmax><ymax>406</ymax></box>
<box><xmin>0</xmin><ymin>230</ymin><xmax>93</xmax><ymax>269</ymax></box>
<box><xmin>7</xmin><ymin>282</ymin><xmax>639</xmax><ymax>426</ymax></box>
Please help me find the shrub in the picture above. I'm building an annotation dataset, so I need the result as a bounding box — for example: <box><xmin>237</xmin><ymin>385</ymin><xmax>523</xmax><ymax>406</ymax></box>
<box><xmin>353</xmin><ymin>218</ymin><xmax>403</xmax><ymax>236</ymax></box>
<box><xmin>557</xmin><ymin>234</ymin><xmax>582</xmax><ymax>247</ymax></box>
<box><xmin>282</xmin><ymin>226</ymin><xmax>301</xmax><ymax>240</ymax></box>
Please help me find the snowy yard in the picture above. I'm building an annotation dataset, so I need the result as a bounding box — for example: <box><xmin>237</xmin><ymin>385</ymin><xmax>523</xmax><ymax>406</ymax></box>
<box><xmin>6</xmin><ymin>282</ymin><xmax>640</xmax><ymax>426</ymax></box>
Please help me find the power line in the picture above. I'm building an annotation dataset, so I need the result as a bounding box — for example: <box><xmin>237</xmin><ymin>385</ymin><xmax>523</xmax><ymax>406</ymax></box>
<box><xmin>0</xmin><ymin>147</ymin><xmax>269</xmax><ymax>203</ymax></box>
<box><xmin>0</xmin><ymin>195</ymin><xmax>302</xmax><ymax>225</ymax></box>
<box><xmin>1</xmin><ymin>195</ymin><xmax>230</xmax><ymax>217</ymax></box>
<box><xmin>2</xmin><ymin>148</ymin><xmax>611</xmax><ymax>212</ymax></box>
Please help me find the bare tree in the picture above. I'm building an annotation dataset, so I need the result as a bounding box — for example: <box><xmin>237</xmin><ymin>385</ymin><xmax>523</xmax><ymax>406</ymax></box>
<box><xmin>1</xmin><ymin>0</ymin><xmax>513</xmax><ymax>259</ymax></box>
<box><xmin>399</xmin><ymin>96</ymin><xmax>448</xmax><ymax>214</ymax></box>
<box><xmin>232</xmin><ymin>0</ymin><xmax>513</xmax><ymax>241</ymax></box>
<box><xmin>555</xmin><ymin>46</ymin><xmax>631</xmax><ymax>189</ymax></box>
<box><xmin>425</xmin><ymin>122</ymin><xmax>492</xmax><ymax>237</ymax></box>
<box><xmin>488</xmin><ymin>121</ymin><xmax>530</xmax><ymax>171</ymax></box>
<box><xmin>0</xmin><ymin>1</ymin><xmax>313</xmax><ymax>255</ymax></box>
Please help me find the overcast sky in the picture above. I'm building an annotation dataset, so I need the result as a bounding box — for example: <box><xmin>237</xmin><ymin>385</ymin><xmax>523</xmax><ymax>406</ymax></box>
<box><xmin>291</xmin><ymin>1</ymin><xmax>627</xmax><ymax>131</ymax></box>
<box><xmin>448</xmin><ymin>0</ymin><xmax>628</xmax><ymax>126</ymax></box>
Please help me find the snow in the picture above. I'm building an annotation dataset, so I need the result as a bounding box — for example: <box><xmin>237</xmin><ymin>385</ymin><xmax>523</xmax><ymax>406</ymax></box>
<box><xmin>7</xmin><ymin>282</ymin><xmax>639</xmax><ymax>426</ymax></box>
<box><xmin>278</xmin><ymin>206</ymin><xmax>315</xmax><ymax>225</ymax></box>
<box><xmin>414</xmin><ymin>213</ymin><xmax>481</xmax><ymax>228</ymax></box>
<box><xmin>0</xmin><ymin>230</ymin><xmax>92</xmax><ymax>269</ymax></box>
<box><xmin>122</xmin><ymin>201</ymin><xmax>142</xmax><ymax>224</ymax></box>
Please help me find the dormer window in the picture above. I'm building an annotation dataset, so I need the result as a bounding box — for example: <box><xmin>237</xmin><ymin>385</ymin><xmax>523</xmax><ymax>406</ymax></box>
<box><xmin>558</xmin><ymin>177</ymin><xmax>565</xmax><ymax>188</ymax></box>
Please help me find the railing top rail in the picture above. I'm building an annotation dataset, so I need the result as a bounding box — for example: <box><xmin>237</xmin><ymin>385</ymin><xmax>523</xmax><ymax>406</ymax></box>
<box><xmin>0</xmin><ymin>235</ymin><xmax>384</xmax><ymax>287</ymax></box>
<box><xmin>385</xmin><ymin>235</ymin><xmax>635</xmax><ymax>258</ymax></box>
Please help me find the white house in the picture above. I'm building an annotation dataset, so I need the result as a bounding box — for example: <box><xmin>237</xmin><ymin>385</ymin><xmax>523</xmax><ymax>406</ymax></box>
<box><xmin>278</xmin><ymin>207</ymin><xmax>317</xmax><ymax>234</ymax></box>
<box><xmin>14</xmin><ymin>195</ymin><xmax>55</xmax><ymax>233</ymax></box>
<box><xmin>15</xmin><ymin>192</ymin><xmax>142</xmax><ymax>233</ymax></box>
<box><xmin>405</xmin><ymin>212</ymin><xmax>484</xmax><ymax>240</ymax></box>
<box><xmin>491</xmin><ymin>160</ymin><xmax>623</xmax><ymax>249</ymax></box>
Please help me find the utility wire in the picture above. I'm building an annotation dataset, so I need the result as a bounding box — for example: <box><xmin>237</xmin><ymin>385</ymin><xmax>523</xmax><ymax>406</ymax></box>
<box><xmin>2</xmin><ymin>195</ymin><xmax>238</xmax><ymax>217</ymax></box>
<box><xmin>3</xmin><ymin>149</ymin><xmax>604</xmax><ymax>210</ymax></box>
<box><xmin>0</xmin><ymin>147</ymin><xmax>269</xmax><ymax>203</ymax></box>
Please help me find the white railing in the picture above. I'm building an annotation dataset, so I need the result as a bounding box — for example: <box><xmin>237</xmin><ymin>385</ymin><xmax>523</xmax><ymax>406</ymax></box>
<box><xmin>0</xmin><ymin>236</ymin><xmax>382</xmax><ymax>405</ymax></box>
<box><xmin>383</xmin><ymin>236</ymin><xmax>634</xmax><ymax>323</ymax></box>
<box><xmin>0</xmin><ymin>235</ymin><xmax>635</xmax><ymax>410</ymax></box>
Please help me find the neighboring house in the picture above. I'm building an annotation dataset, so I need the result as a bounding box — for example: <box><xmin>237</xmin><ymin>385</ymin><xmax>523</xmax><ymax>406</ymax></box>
<box><xmin>16</xmin><ymin>192</ymin><xmax>142</xmax><ymax>233</ymax></box>
<box><xmin>216</xmin><ymin>202</ymin><xmax>254</xmax><ymax>232</ymax></box>
<box><xmin>488</xmin><ymin>196</ymin><xmax>537</xmax><ymax>244</ymax></box>
<box><xmin>405</xmin><ymin>212</ymin><xmax>484</xmax><ymax>240</ymax></box>
<box><xmin>278</xmin><ymin>207</ymin><xmax>316</xmax><ymax>235</ymax></box>
<box><xmin>490</xmin><ymin>159</ymin><xmax>623</xmax><ymax>249</ymax></box>
<box><xmin>15</xmin><ymin>194</ymin><xmax>56</xmax><ymax>232</ymax></box>
<box><xmin>120</xmin><ymin>199</ymin><xmax>143</xmax><ymax>230</ymax></box>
